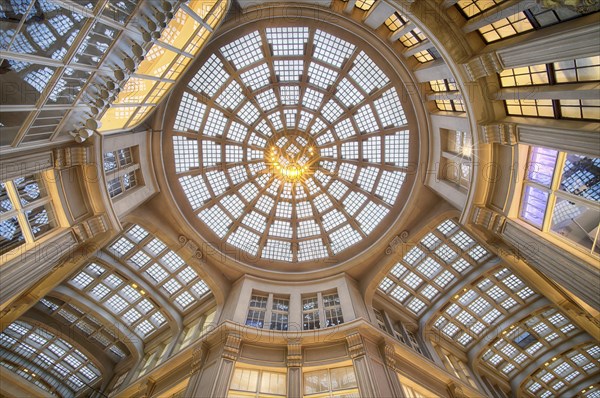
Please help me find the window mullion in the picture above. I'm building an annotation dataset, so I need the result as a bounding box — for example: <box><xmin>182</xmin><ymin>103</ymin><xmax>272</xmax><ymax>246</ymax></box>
<box><xmin>5</xmin><ymin>181</ymin><xmax>36</xmax><ymax>243</ymax></box>
<box><xmin>542</xmin><ymin>152</ymin><xmax>566</xmax><ymax>231</ymax></box>
<box><xmin>317</xmin><ymin>292</ymin><xmax>326</xmax><ymax>330</ymax></box>
<box><xmin>265</xmin><ymin>294</ymin><xmax>274</xmax><ymax>329</ymax></box>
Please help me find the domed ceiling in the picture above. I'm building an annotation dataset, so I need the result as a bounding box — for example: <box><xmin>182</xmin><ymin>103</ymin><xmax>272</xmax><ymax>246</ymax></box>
<box><xmin>162</xmin><ymin>16</ymin><xmax>420</xmax><ymax>270</ymax></box>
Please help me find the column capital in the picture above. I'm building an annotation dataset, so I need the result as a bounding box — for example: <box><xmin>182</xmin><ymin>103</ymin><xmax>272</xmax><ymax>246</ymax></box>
<box><xmin>190</xmin><ymin>343</ymin><xmax>209</xmax><ymax>376</ymax></box>
<box><xmin>346</xmin><ymin>332</ymin><xmax>366</xmax><ymax>359</ymax></box>
<box><xmin>287</xmin><ymin>341</ymin><xmax>302</xmax><ymax>367</ymax></box>
<box><xmin>480</xmin><ymin>123</ymin><xmax>518</xmax><ymax>145</ymax></box>
<box><xmin>381</xmin><ymin>342</ymin><xmax>399</xmax><ymax>372</ymax></box>
<box><xmin>222</xmin><ymin>333</ymin><xmax>242</xmax><ymax>361</ymax></box>
<box><xmin>463</xmin><ymin>52</ymin><xmax>503</xmax><ymax>81</ymax></box>
<box><xmin>447</xmin><ymin>381</ymin><xmax>467</xmax><ymax>398</ymax></box>
<box><xmin>472</xmin><ymin>207</ymin><xmax>506</xmax><ymax>236</ymax></box>
<box><xmin>72</xmin><ymin>214</ymin><xmax>108</xmax><ymax>243</ymax></box>
<box><xmin>53</xmin><ymin>146</ymin><xmax>89</xmax><ymax>169</ymax></box>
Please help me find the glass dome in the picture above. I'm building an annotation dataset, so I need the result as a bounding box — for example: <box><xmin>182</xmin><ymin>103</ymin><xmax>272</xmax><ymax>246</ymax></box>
<box><xmin>164</xmin><ymin>20</ymin><xmax>418</xmax><ymax>268</ymax></box>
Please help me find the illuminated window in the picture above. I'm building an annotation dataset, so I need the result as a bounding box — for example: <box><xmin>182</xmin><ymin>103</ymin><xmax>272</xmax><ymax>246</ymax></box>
<box><xmin>440</xmin><ymin>129</ymin><xmax>472</xmax><ymax>189</ymax></box>
<box><xmin>228</xmin><ymin>367</ymin><xmax>286</xmax><ymax>397</ymax></box>
<box><xmin>520</xmin><ymin>146</ymin><xmax>600</xmax><ymax>256</ymax></box>
<box><xmin>0</xmin><ymin>173</ymin><xmax>57</xmax><ymax>256</ymax></box>
<box><xmin>304</xmin><ymin>365</ymin><xmax>359</xmax><ymax>397</ymax></box>
<box><xmin>302</xmin><ymin>295</ymin><xmax>320</xmax><ymax>330</ymax></box>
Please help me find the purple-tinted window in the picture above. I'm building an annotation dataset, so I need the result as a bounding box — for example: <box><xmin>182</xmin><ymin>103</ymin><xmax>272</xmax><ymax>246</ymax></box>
<box><xmin>521</xmin><ymin>185</ymin><xmax>549</xmax><ymax>228</ymax></box>
<box><xmin>527</xmin><ymin>147</ymin><xmax>558</xmax><ymax>186</ymax></box>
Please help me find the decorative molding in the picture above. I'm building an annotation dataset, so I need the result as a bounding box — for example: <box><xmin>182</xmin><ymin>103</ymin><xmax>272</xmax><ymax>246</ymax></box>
<box><xmin>222</xmin><ymin>333</ymin><xmax>242</xmax><ymax>361</ymax></box>
<box><xmin>190</xmin><ymin>343</ymin><xmax>208</xmax><ymax>375</ymax></box>
<box><xmin>139</xmin><ymin>379</ymin><xmax>156</xmax><ymax>398</ymax></box>
<box><xmin>179</xmin><ymin>235</ymin><xmax>203</xmax><ymax>259</ymax></box>
<box><xmin>381</xmin><ymin>343</ymin><xmax>398</xmax><ymax>372</ymax></box>
<box><xmin>53</xmin><ymin>146</ymin><xmax>89</xmax><ymax>169</ymax></box>
<box><xmin>472</xmin><ymin>207</ymin><xmax>506</xmax><ymax>235</ymax></box>
<box><xmin>447</xmin><ymin>382</ymin><xmax>466</xmax><ymax>398</ymax></box>
<box><xmin>462</xmin><ymin>52</ymin><xmax>503</xmax><ymax>81</ymax></box>
<box><xmin>385</xmin><ymin>231</ymin><xmax>409</xmax><ymax>255</ymax></box>
<box><xmin>480</xmin><ymin>123</ymin><xmax>518</xmax><ymax>145</ymax></box>
<box><xmin>72</xmin><ymin>215</ymin><xmax>108</xmax><ymax>243</ymax></box>
<box><xmin>346</xmin><ymin>333</ymin><xmax>366</xmax><ymax>359</ymax></box>
<box><xmin>287</xmin><ymin>341</ymin><xmax>302</xmax><ymax>367</ymax></box>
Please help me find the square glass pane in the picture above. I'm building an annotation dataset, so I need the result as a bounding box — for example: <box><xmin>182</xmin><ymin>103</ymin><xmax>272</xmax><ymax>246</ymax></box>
<box><xmin>551</xmin><ymin>197</ymin><xmax>600</xmax><ymax>255</ymax></box>
<box><xmin>559</xmin><ymin>154</ymin><xmax>600</xmax><ymax>202</ymax></box>
<box><xmin>0</xmin><ymin>216</ymin><xmax>24</xmax><ymax>254</ymax></box>
<box><xmin>26</xmin><ymin>204</ymin><xmax>55</xmax><ymax>238</ymax></box>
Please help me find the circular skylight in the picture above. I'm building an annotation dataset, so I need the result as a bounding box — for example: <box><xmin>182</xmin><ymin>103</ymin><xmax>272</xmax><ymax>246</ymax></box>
<box><xmin>165</xmin><ymin>23</ymin><xmax>415</xmax><ymax>265</ymax></box>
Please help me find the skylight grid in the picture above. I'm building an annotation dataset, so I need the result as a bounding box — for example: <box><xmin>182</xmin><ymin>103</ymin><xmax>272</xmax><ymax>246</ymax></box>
<box><xmin>480</xmin><ymin>307</ymin><xmax>581</xmax><ymax>379</ymax></box>
<box><xmin>239</xmin><ymin>102</ymin><xmax>260</xmax><ymax>125</ymax></box>
<box><xmin>173</xmin><ymin>136</ymin><xmax>199</xmax><ymax>173</ymax></box>
<box><xmin>188</xmin><ymin>54</ymin><xmax>229</xmax><ymax>96</ymax></box>
<box><xmin>375</xmin><ymin>89</ymin><xmax>407</xmax><ymax>127</ymax></box>
<box><xmin>174</xmin><ymin>92</ymin><xmax>206</xmax><ymax>132</ymax></box>
<box><xmin>199</xmin><ymin>205</ymin><xmax>232</xmax><ymax>238</ymax></box>
<box><xmin>308</xmin><ymin>62</ymin><xmax>339</xmax><ymax>89</ymax></box>
<box><xmin>356</xmin><ymin>202</ymin><xmax>388</xmax><ymax>234</ymax></box>
<box><xmin>375</xmin><ymin>171</ymin><xmax>404</xmax><ymax>204</ymax></box>
<box><xmin>220</xmin><ymin>31</ymin><xmax>264</xmax><ymax>69</ymax></box>
<box><xmin>256</xmin><ymin>89</ymin><xmax>279</xmax><ymax>111</ymax></box>
<box><xmin>274</xmin><ymin>60</ymin><xmax>304</xmax><ymax>82</ymax></box>
<box><xmin>262</xmin><ymin>240</ymin><xmax>293</xmax><ymax>262</ymax></box>
<box><xmin>170</xmin><ymin>25</ymin><xmax>412</xmax><ymax>263</ymax></box>
<box><xmin>1</xmin><ymin>320</ymin><xmax>102</xmax><ymax>395</ymax></box>
<box><xmin>303</xmin><ymin>88</ymin><xmax>324</xmax><ymax>110</ymax></box>
<box><xmin>216</xmin><ymin>81</ymin><xmax>244</xmax><ymax>110</ymax></box>
<box><xmin>266</xmin><ymin>26</ymin><xmax>309</xmax><ymax>56</ymax></box>
<box><xmin>203</xmin><ymin>109</ymin><xmax>227</xmax><ymax>137</ymax></box>
<box><xmin>228</xmin><ymin>226</ymin><xmax>260</xmax><ymax>255</ymax></box>
<box><xmin>298</xmin><ymin>239</ymin><xmax>329</xmax><ymax>261</ymax></box>
<box><xmin>335</xmin><ymin>78</ymin><xmax>365</xmax><ymax>108</ymax></box>
<box><xmin>68</xmin><ymin>263</ymin><xmax>168</xmax><ymax>339</ymax></box>
<box><xmin>330</xmin><ymin>224</ymin><xmax>361</xmax><ymax>254</ymax></box>
<box><xmin>321</xmin><ymin>100</ymin><xmax>344</xmax><ymax>123</ymax></box>
<box><xmin>354</xmin><ymin>105</ymin><xmax>379</xmax><ymax>133</ymax></box>
<box><xmin>349</xmin><ymin>52</ymin><xmax>389</xmax><ymax>93</ymax></box>
<box><xmin>384</xmin><ymin>131</ymin><xmax>409</xmax><ymax>167</ymax></box>
<box><xmin>240</xmin><ymin>63</ymin><xmax>271</xmax><ymax>90</ymax></box>
<box><xmin>313</xmin><ymin>30</ymin><xmax>355</xmax><ymax>68</ymax></box>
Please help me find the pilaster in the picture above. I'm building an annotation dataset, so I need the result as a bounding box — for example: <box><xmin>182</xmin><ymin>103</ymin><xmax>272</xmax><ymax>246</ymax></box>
<box><xmin>287</xmin><ymin>341</ymin><xmax>302</xmax><ymax>398</ymax></box>
<box><xmin>346</xmin><ymin>333</ymin><xmax>377</xmax><ymax>397</ymax></box>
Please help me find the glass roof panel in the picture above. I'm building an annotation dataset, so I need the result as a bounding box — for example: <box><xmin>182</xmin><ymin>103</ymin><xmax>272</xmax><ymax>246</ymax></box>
<box><xmin>168</xmin><ymin>25</ymin><xmax>413</xmax><ymax>264</ymax></box>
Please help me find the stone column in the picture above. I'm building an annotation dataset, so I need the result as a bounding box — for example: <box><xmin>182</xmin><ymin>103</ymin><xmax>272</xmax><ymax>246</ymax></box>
<box><xmin>287</xmin><ymin>341</ymin><xmax>302</xmax><ymax>398</ymax></box>
<box><xmin>346</xmin><ymin>333</ymin><xmax>377</xmax><ymax>397</ymax></box>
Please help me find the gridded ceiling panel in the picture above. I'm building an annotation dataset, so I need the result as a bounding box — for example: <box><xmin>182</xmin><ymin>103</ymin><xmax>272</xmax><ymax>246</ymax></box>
<box><xmin>168</xmin><ymin>26</ymin><xmax>413</xmax><ymax>264</ymax></box>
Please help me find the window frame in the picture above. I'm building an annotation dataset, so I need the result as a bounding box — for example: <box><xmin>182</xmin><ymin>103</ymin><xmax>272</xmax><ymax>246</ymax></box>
<box><xmin>519</xmin><ymin>146</ymin><xmax>600</xmax><ymax>257</ymax></box>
